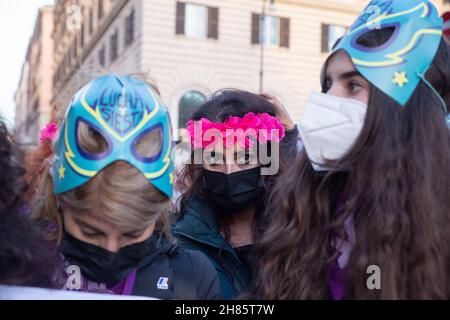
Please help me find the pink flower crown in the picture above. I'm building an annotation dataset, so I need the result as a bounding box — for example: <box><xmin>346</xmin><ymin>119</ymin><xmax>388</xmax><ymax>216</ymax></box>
<box><xmin>39</xmin><ymin>122</ymin><xmax>59</xmax><ymax>144</ymax></box>
<box><xmin>186</xmin><ymin>112</ymin><xmax>285</xmax><ymax>149</ymax></box>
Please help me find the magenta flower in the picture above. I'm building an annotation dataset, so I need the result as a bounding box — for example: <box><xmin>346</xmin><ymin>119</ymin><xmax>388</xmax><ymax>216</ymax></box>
<box><xmin>39</xmin><ymin>122</ymin><xmax>59</xmax><ymax>144</ymax></box>
<box><xmin>186</xmin><ymin>113</ymin><xmax>285</xmax><ymax>149</ymax></box>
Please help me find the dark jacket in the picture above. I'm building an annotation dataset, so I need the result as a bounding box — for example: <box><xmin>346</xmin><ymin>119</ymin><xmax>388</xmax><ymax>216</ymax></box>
<box><xmin>173</xmin><ymin>126</ymin><xmax>300</xmax><ymax>299</ymax></box>
<box><xmin>132</xmin><ymin>239</ymin><xmax>222</xmax><ymax>300</ymax></box>
<box><xmin>173</xmin><ymin>197</ymin><xmax>251</xmax><ymax>299</ymax></box>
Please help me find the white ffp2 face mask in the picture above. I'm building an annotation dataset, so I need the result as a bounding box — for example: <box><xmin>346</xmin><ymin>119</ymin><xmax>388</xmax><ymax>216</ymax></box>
<box><xmin>298</xmin><ymin>91</ymin><xmax>368</xmax><ymax>171</ymax></box>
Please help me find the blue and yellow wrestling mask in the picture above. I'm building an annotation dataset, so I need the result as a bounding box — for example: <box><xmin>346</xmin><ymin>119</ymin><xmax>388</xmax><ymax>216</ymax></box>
<box><xmin>333</xmin><ymin>0</ymin><xmax>444</xmax><ymax>107</ymax></box>
<box><xmin>53</xmin><ymin>75</ymin><xmax>173</xmax><ymax>197</ymax></box>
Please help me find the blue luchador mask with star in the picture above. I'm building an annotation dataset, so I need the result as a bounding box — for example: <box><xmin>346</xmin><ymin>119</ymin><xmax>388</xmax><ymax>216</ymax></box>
<box><xmin>333</xmin><ymin>0</ymin><xmax>443</xmax><ymax>106</ymax></box>
<box><xmin>53</xmin><ymin>75</ymin><xmax>174</xmax><ymax>197</ymax></box>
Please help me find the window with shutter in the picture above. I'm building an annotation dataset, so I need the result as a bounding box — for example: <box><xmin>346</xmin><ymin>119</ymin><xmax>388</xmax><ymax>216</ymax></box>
<box><xmin>177</xmin><ymin>2</ymin><xmax>218</xmax><ymax>40</ymax></box>
<box><xmin>254</xmin><ymin>14</ymin><xmax>290</xmax><ymax>47</ymax></box>
<box><xmin>322</xmin><ymin>24</ymin><xmax>346</xmax><ymax>52</ymax></box>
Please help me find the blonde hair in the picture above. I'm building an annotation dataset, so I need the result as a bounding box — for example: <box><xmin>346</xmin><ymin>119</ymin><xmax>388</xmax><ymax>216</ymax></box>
<box><xmin>31</xmin><ymin>75</ymin><xmax>171</xmax><ymax>245</ymax></box>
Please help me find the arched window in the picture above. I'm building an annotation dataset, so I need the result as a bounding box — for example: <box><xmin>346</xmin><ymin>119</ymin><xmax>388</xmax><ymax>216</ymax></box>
<box><xmin>178</xmin><ymin>90</ymin><xmax>206</xmax><ymax>129</ymax></box>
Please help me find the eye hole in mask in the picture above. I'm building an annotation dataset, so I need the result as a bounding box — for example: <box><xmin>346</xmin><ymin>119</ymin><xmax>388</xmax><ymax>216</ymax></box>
<box><xmin>132</xmin><ymin>125</ymin><xmax>163</xmax><ymax>162</ymax></box>
<box><xmin>76</xmin><ymin>119</ymin><xmax>112</xmax><ymax>160</ymax></box>
<box><xmin>355</xmin><ymin>26</ymin><xmax>397</xmax><ymax>49</ymax></box>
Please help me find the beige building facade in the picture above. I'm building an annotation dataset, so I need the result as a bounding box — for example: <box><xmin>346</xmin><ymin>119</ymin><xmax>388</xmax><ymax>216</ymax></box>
<box><xmin>17</xmin><ymin>0</ymin><xmax>450</xmax><ymax>143</ymax></box>
<box><xmin>15</xmin><ymin>6</ymin><xmax>54</xmax><ymax>146</ymax></box>
<box><xmin>14</xmin><ymin>61</ymin><xmax>31</xmax><ymax>145</ymax></box>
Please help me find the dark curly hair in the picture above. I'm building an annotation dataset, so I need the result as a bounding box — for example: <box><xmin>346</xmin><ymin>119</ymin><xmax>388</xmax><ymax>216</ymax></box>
<box><xmin>253</xmin><ymin>34</ymin><xmax>450</xmax><ymax>299</ymax></box>
<box><xmin>0</xmin><ymin>119</ymin><xmax>59</xmax><ymax>288</ymax></box>
<box><xmin>0</xmin><ymin>121</ymin><xmax>27</xmax><ymax>211</ymax></box>
<box><xmin>176</xmin><ymin>89</ymin><xmax>289</xmax><ymax>243</ymax></box>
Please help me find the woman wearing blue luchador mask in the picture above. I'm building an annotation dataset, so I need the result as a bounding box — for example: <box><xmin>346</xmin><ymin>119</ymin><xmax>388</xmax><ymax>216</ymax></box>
<box><xmin>31</xmin><ymin>75</ymin><xmax>221</xmax><ymax>299</ymax></box>
<box><xmin>252</xmin><ymin>0</ymin><xmax>450</xmax><ymax>299</ymax></box>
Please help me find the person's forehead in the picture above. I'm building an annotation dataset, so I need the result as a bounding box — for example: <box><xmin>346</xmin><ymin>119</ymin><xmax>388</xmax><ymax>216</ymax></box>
<box><xmin>325</xmin><ymin>50</ymin><xmax>356</xmax><ymax>76</ymax></box>
<box><xmin>75</xmin><ymin>212</ymin><xmax>138</xmax><ymax>235</ymax></box>
<box><xmin>73</xmin><ymin>210</ymin><xmax>112</xmax><ymax>228</ymax></box>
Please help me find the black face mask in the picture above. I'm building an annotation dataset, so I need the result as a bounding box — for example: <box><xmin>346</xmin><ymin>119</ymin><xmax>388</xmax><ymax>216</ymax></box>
<box><xmin>202</xmin><ymin>166</ymin><xmax>266</xmax><ymax>215</ymax></box>
<box><xmin>59</xmin><ymin>232</ymin><xmax>157</xmax><ymax>286</ymax></box>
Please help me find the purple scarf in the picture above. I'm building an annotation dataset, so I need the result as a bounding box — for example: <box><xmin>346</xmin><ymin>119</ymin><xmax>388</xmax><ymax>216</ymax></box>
<box><xmin>54</xmin><ymin>255</ymin><xmax>137</xmax><ymax>296</ymax></box>
<box><xmin>329</xmin><ymin>195</ymin><xmax>356</xmax><ymax>300</ymax></box>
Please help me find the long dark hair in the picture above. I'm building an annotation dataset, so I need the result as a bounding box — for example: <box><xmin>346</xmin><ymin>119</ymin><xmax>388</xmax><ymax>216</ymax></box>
<box><xmin>176</xmin><ymin>89</ymin><xmax>286</xmax><ymax>243</ymax></box>
<box><xmin>0</xmin><ymin>120</ymin><xmax>58</xmax><ymax>288</ymax></box>
<box><xmin>252</xmin><ymin>35</ymin><xmax>450</xmax><ymax>299</ymax></box>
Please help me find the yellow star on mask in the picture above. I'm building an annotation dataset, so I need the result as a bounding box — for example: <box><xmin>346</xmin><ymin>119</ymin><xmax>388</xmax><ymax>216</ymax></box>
<box><xmin>58</xmin><ymin>164</ymin><xmax>66</xmax><ymax>180</ymax></box>
<box><xmin>393</xmin><ymin>71</ymin><xmax>408</xmax><ymax>88</ymax></box>
<box><xmin>169</xmin><ymin>172</ymin><xmax>174</xmax><ymax>185</ymax></box>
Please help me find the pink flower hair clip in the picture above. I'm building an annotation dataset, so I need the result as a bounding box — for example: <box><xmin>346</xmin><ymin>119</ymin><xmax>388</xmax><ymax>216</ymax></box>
<box><xmin>39</xmin><ymin>122</ymin><xmax>59</xmax><ymax>144</ymax></box>
<box><xmin>186</xmin><ymin>112</ymin><xmax>285</xmax><ymax>149</ymax></box>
